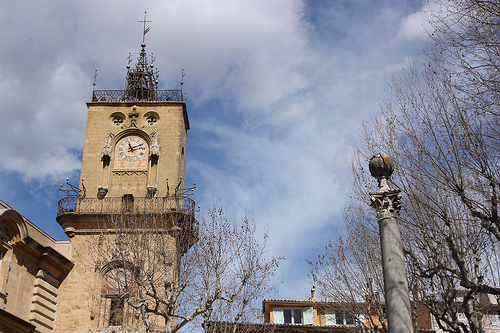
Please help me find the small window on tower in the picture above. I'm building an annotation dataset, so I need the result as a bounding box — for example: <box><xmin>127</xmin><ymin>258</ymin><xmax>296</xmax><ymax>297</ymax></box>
<box><xmin>100</xmin><ymin>267</ymin><xmax>132</xmax><ymax>328</ymax></box>
<box><xmin>109</xmin><ymin>112</ymin><xmax>126</xmax><ymax>126</ymax></box>
<box><xmin>113</xmin><ymin>117</ymin><xmax>124</xmax><ymax>126</ymax></box>
<box><xmin>122</xmin><ymin>194</ymin><xmax>134</xmax><ymax>211</ymax></box>
<box><xmin>143</xmin><ymin>111</ymin><xmax>159</xmax><ymax>126</ymax></box>
<box><xmin>146</xmin><ymin>116</ymin><xmax>157</xmax><ymax>125</ymax></box>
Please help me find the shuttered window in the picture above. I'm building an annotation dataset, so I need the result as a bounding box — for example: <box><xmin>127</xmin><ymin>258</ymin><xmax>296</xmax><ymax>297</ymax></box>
<box><xmin>326</xmin><ymin>309</ymin><xmax>358</xmax><ymax>326</ymax></box>
<box><xmin>303</xmin><ymin>306</ymin><xmax>314</xmax><ymax>324</ymax></box>
<box><xmin>274</xmin><ymin>307</ymin><xmax>306</xmax><ymax>324</ymax></box>
<box><xmin>273</xmin><ymin>307</ymin><xmax>284</xmax><ymax>324</ymax></box>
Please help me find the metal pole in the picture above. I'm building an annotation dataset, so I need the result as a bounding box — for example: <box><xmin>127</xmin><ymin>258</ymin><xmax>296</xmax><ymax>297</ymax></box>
<box><xmin>369</xmin><ymin>154</ymin><xmax>413</xmax><ymax>333</ymax></box>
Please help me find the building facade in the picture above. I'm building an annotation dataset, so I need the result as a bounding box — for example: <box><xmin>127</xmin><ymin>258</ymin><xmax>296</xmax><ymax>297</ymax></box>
<box><xmin>0</xmin><ymin>200</ymin><xmax>72</xmax><ymax>333</ymax></box>
<box><xmin>262</xmin><ymin>287</ymin><xmax>387</xmax><ymax>332</ymax></box>
<box><xmin>0</xmin><ymin>37</ymin><xmax>196</xmax><ymax>333</ymax></box>
<box><xmin>261</xmin><ymin>287</ymin><xmax>500</xmax><ymax>333</ymax></box>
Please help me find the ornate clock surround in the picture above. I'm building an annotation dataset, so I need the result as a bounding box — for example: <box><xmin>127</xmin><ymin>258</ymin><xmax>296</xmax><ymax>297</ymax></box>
<box><xmin>113</xmin><ymin>133</ymin><xmax>149</xmax><ymax>171</ymax></box>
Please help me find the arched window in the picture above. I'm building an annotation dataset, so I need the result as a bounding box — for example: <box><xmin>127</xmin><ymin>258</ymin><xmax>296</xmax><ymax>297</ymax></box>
<box><xmin>99</xmin><ymin>267</ymin><xmax>134</xmax><ymax>328</ymax></box>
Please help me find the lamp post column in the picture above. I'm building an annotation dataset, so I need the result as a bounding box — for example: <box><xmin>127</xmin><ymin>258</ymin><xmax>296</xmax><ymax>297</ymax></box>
<box><xmin>369</xmin><ymin>154</ymin><xmax>413</xmax><ymax>333</ymax></box>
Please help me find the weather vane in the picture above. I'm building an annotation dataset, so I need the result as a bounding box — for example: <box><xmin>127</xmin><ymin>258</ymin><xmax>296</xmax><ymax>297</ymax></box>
<box><xmin>139</xmin><ymin>11</ymin><xmax>152</xmax><ymax>44</ymax></box>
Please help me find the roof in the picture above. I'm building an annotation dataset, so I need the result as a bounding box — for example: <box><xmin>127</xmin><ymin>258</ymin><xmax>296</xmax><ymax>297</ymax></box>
<box><xmin>263</xmin><ymin>299</ymin><xmax>374</xmax><ymax>307</ymax></box>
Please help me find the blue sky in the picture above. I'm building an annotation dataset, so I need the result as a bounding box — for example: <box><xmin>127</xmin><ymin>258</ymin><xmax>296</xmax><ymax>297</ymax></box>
<box><xmin>0</xmin><ymin>0</ymin><xmax>433</xmax><ymax>302</ymax></box>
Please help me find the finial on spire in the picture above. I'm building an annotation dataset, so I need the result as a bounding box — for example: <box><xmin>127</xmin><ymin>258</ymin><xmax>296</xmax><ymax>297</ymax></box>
<box><xmin>124</xmin><ymin>12</ymin><xmax>159</xmax><ymax>101</ymax></box>
<box><xmin>139</xmin><ymin>11</ymin><xmax>152</xmax><ymax>44</ymax></box>
<box><xmin>127</xmin><ymin>53</ymin><xmax>133</xmax><ymax>69</ymax></box>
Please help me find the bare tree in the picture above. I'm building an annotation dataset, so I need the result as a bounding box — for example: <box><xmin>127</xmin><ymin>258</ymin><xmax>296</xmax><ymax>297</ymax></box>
<box><xmin>87</xmin><ymin>202</ymin><xmax>282</xmax><ymax>333</ymax></box>
<box><xmin>349</xmin><ymin>54</ymin><xmax>499</xmax><ymax>333</ymax></box>
<box><xmin>308</xmin><ymin>206</ymin><xmax>388</xmax><ymax>332</ymax></box>
<box><xmin>312</xmin><ymin>1</ymin><xmax>500</xmax><ymax>332</ymax></box>
<box><xmin>344</xmin><ymin>62</ymin><xmax>500</xmax><ymax>332</ymax></box>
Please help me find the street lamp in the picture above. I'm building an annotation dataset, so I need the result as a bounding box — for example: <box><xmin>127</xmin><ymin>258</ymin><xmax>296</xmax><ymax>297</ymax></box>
<box><xmin>369</xmin><ymin>153</ymin><xmax>414</xmax><ymax>333</ymax></box>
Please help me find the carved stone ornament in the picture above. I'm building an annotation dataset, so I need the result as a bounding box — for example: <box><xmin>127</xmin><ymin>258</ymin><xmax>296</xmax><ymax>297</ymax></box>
<box><xmin>147</xmin><ymin>186</ymin><xmax>157</xmax><ymax>198</ymax></box>
<box><xmin>370</xmin><ymin>190</ymin><xmax>402</xmax><ymax>222</ymax></box>
<box><xmin>64</xmin><ymin>226</ymin><xmax>76</xmax><ymax>238</ymax></box>
<box><xmin>112</xmin><ymin>170</ymin><xmax>147</xmax><ymax>176</ymax></box>
<box><xmin>129</xmin><ymin>105</ymin><xmax>139</xmax><ymax>119</ymax></box>
<box><xmin>369</xmin><ymin>153</ymin><xmax>394</xmax><ymax>178</ymax></box>
<box><xmin>101</xmin><ymin>130</ymin><xmax>114</xmax><ymax>158</ymax></box>
<box><xmin>124</xmin><ymin>105</ymin><xmax>140</xmax><ymax>128</ymax></box>
<box><xmin>97</xmin><ymin>186</ymin><xmax>108</xmax><ymax>199</ymax></box>
<box><xmin>150</xmin><ymin>129</ymin><xmax>160</xmax><ymax>157</ymax></box>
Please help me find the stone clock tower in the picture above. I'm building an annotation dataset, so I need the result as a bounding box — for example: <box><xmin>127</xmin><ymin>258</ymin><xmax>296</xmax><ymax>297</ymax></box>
<box><xmin>54</xmin><ymin>35</ymin><xmax>197</xmax><ymax>332</ymax></box>
<box><xmin>80</xmin><ymin>42</ymin><xmax>189</xmax><ymax>209</ymax></box>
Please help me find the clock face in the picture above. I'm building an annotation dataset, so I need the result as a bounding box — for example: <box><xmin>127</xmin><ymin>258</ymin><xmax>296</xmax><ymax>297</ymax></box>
<box><xmin>114</xmin><ymin>135</ymin><xmax>148</xmax><ymax>170</ymax></box>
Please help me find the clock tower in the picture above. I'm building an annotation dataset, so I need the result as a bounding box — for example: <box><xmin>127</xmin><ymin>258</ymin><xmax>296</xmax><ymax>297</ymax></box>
<box><xmin>54</xmin><ymin>34</ymin><xmax>196</xmax><ymax>332</ymax></box>
<box><xmin>80</xmin><ymin>43</ymin><xmax>189</xmax><ymax>206</ymax></box>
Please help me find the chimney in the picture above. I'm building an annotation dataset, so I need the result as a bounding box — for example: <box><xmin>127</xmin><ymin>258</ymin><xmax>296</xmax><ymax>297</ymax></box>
<box><xmin>311</xmin><ymin>286</ymin><xmax>317</xmax><ymax>301</ymax></box>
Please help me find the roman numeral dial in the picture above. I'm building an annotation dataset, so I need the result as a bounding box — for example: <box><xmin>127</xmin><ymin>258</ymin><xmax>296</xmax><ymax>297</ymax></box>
<box><xmin>114</xmin><ymin>135</ymin><xmax>148</xmax><ymax>170</ymax></box>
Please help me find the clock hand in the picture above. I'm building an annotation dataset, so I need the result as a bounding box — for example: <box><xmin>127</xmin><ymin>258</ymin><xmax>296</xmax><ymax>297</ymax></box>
<box><xmin>131</xmin><ymin>143</ymin><xmax>145</xmax><ymax>149</ymax></box>
<box><xmin>128</xmin><ymin>142</ymin><xmax>134</xmax><ymax>152</ymax></box>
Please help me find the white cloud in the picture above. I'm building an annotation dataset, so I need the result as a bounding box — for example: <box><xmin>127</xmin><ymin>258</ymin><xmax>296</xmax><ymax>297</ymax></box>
<box><xmin>0</xmin><ymin>0</ymin><xmax>432</xmax><ymax>302</ymax></box>
<box><xmin>148</xmin><ymin>0</ymin><xmax>311</xmax><ymax>113</ymax></box>
<box><xmin>392</xmin><ymin>1</ymin><xmax>436</xmax><ymax>43</ymax></box>
<box><xmin>0</xmin><ymin>56</ymin><xmax>87</xmax><ymax>181</ymax></box>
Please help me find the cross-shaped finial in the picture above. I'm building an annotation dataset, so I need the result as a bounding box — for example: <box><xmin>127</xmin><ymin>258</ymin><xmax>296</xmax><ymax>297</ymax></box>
<box><xmin>139</xmin><ymin>11</ymin><xmax>152</xmax><ymax>44</ymax></box>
